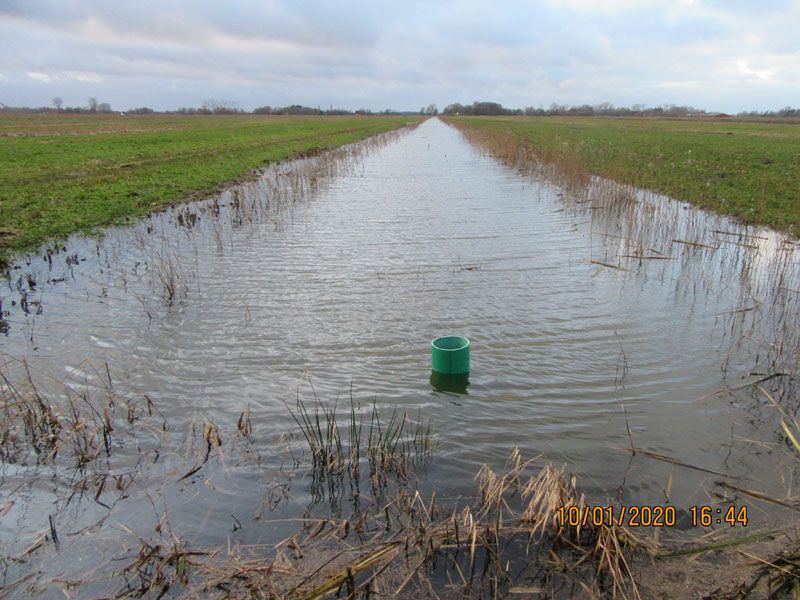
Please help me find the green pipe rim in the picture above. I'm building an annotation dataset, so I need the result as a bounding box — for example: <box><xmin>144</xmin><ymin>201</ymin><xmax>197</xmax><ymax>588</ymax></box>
<box><xmin>431</xmin><ymin>336</ymin><xmax>470</xmax><ymax>351</ymax></box>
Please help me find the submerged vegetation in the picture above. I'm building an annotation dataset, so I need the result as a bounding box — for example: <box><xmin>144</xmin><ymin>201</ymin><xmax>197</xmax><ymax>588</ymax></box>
<box><xmin>446</xmin><ymin>117</ymin><xmax>800</xmax><ymax>403</ymax></box>
<box><xmin>3</xmin><ymin>361</ymin><xmax>800</xmax><ymax>598</ymax></box>
<box><xmin>445</xmin><ymin>116</ymin><xmax>800</xmax><ymax>236</ymax></box>
<box><xmin>439</xmin><ymin>116</ymin><xmax>800</xmax><ymax>596</ymax></box>
<box><xmin>0</xmin><ymin>356</ymin><xmax>646</xmax><ymax>598</ymax></box>
<box><xmin>0</xmin><ymin>113</ymin><xmax>418</xmax><ymax>266</ymax></box>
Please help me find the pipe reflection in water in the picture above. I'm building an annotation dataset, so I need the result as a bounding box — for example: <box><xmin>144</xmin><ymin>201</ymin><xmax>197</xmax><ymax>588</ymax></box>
<box><xmin>430</xmin><ymin>370</ymin><xmax>470</xmax><ymax>394</ymax></box>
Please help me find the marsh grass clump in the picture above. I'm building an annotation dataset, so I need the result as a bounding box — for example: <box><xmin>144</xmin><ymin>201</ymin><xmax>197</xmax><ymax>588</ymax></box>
<box><xmin>444</xmin><ymin>116</ymin><xmax>800</xmax><ymax>237</ymax></box>
<box><xmin>2</xmin><ymin>365</ymin><xmax>645</xmax><ymax>599</ymax></box>
<box><xmin>449</xmin><ymin>121</ymin><xmax>593</xmax><ymax>198</ymax></box>
<box><xmin>0</xmin><ymin>358</ymin><xmax>166</xmax><ymax>469</ymax></box>
<box><xmin>738</xmin><ymin>546</ymin><xmax>800</xmax><ymax>599</ymax></box>
<box><xmin>446</xmin><ymin>117</ymin><xmax>800</xmax><ymax>407</ymax></box>
<box><xmin>116</xmin><ymin>508</ymin><xmax>211</xmax><ymax>599</ymax></box>
<box><xmin>147</xmin><ymin>243</ymin><xmax>192</xmax><ymax>305</ymax></box>
<box><xmin>0</xmin><ymin>124</ymin><xmax>417</xmax><ymax>334</ymax></box>
<box><xmin>287</xmin><ymin>392</ymin><xmax>433</xmax><ymax>510</ymax></box>
<box><xmin>134</xmin><ymin>449</ymin><xmax>645</xmax><ymax>599</ymax></box>
<box><xmin>0</xmin><ymin>115</ymin><xmax>420</xmax><ymax>262</ymax></box>
<box><xmin>0</xmin><ymin>358</ymin><xmax>294</xmax><ymax>598</ymax></box>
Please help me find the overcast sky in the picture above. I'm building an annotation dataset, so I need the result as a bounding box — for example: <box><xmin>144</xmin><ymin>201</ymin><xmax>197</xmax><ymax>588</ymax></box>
<box><xmin>1</xmin><ymin>0</ymin><xmax>797</xmax><ymax>113</ymax></box>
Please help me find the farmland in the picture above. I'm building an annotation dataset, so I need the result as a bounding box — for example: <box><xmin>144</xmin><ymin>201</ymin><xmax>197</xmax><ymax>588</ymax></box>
<box><xmin>0</xmin><ymin>114</ymin><xmax>417</xmax><ymax>264</ymax></box>
<box><xmin>445</xmin><ymin>116</ymin><xmax>800</xmax><ymax>236</ymax></box>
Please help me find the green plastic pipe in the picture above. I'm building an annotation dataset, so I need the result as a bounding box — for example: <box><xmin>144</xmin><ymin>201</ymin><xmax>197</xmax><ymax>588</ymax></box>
<box><xmin>431</xmin><ymin>336</ymin><xmax>470</xmax><ymax>375</ymax></box>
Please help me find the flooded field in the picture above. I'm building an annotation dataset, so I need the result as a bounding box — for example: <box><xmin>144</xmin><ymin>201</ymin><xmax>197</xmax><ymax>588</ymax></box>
<box><xmin>2</xmin><ymin>118</ymin><xmax>800</xmax><ymax>597</ymax></box>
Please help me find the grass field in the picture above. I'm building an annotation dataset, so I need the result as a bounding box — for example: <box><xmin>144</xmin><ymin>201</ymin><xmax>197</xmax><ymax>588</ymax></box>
<box><xmin>446</xmin><ymin>116</ymin><xmax>800</xmax><ymax>236</ymax></box>
<box><xmin>0</xmin><ymin>114</ymin><xmax>417</xmax><ymax>265</ymax></box>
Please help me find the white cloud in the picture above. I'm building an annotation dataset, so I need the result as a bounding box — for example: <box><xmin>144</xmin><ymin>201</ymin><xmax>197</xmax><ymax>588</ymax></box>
<box><xmin>69</xmin><ymin>71</ymin><xmax>104</xmax><ymax>82</ymax></box>
<box><xmin>736</xmin><ymin>60</ymin><xmax>774</xmax><ymax>80</ymax></box>
<box><xmin>26</xmin><ymin>71</ymin><xmax>52</xmax><ymax>82</ymax></box>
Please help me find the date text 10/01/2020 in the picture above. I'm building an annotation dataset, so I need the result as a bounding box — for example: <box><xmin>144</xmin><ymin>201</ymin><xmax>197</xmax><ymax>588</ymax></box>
<box><xmin>556</xmin><ymin>505</ymin><xmax>749</xmax><ymax>528</ymax></box>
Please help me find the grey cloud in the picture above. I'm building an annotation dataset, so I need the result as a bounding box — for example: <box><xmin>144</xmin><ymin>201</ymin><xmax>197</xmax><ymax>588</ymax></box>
<box><xmin>2</xmin><ymin>0</ymin><xmax>384</xmax><ymax>48</ymax></box>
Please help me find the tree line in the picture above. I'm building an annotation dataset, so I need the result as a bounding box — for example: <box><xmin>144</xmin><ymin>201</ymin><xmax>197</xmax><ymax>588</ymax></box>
<box><xmin>2</xmin><ymin>97</ymin><xmax>797</xmax><ymax>119</ymax></box>
<box><xmin>0</xmin><ymin>96</ymin><xmax>114</xmax><ymax>114</ymax></box>
<box><xmin>159</xmin><ymin>103</ymin><xmax>413</xmax><ymax>116</ymax></box>
<box><xmin>442</xmin><ymin>101</ymin><xmax>800</xmax><ymax>118</ymax></box>
<box><xmin>0</xmin><ymin>98</ymin><xmax>416</xmax><ymax>116</ymax></box>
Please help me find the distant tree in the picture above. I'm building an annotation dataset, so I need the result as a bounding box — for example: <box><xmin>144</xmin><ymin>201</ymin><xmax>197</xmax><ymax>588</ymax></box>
<box><xmin>594</xmin><ymin>102</ymin><xmax>613</xmax><ymax>114</ymax></box>
<box><xmin>87</xmin><ymin>97</ymin><xmax>98</xmax><ymax>113</ymax></box>
<box><xmin>472</xmin><ymin>101</ymin><xmax>505</xmax><ymax>115</ymax></box>
<box><xmin>253</xmin><ymin>106</ymin><xmax>273</xmax><ymax>115</ymax></box>
<box><xmin>442</xmin><ymin>102</ymin><xmax>466</xmax><ymax>115</ymax></box>
<box><xmin>97</xmin><ymin>102</ymin><xmax>112</xmax><ymax>113</ymax></box>
<box><xmin>425</xmin><ymin>103</ymin><xmax>438</xmax><ymax>115</ymax></box>
<box><xmin>201</xmin><ymin>99</ymin><xmax>242</xmax><ymax>114</ymax></box>
<box><xmin>127</xmin><ymin>107</ymin><xmax>154</xmax><ymax>114</ymax></box>
<box><xmin>568</xmin><ymin>104</ymin><xmax>594</xmax><ymax>116</ymax></box>
<box><xmin>272</xmin><ymin>104</ymin><xmax>323</xmax><ymax>116</ymax></box>
<box><xmin>51</xmin><ymin>97</ymin><xmax>63</xmax><ymax>111</ymax></box>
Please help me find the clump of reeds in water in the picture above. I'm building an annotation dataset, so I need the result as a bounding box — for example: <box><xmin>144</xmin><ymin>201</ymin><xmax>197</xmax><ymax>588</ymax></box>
<box><xmin>2</xmin><ymin>372</ymin><xmax>646</xmax><ymax>599</ymax></box>
<box><xmin>145</xmin><ymin>241</ymin><xmax>192</xmax><ymax>305</ymax></box>
<box><xmin>168</xmin><ymin>397</ymin><xmax>649</xmax><ymax>599</ymax></box>
<box><xmin>449</xmin><ymin>122</ymin><xmax>594</xmax><ymax>198</ymax></box>
<box><xmin>0</xmin><ymin>123</ymin><xmax>416</xmax><ymax>334</ymax></box>
<box><xmin>447</xmin><ymin>118</ymin><xmax>800</xmax><ymax>409</ymax></box>
<box><xmin>287</xmin><ymin>392</ymin><xmax>433</xmax><ymax>510</ymax></box>
<box><xmin>0</xmin><ymin>357</ymin><xmax>166</xmax><ymax>469</ymax></box>
<box><xmin>0</xmin><ymin>357</ymin><xmax>292</xmax><ymax>599</ymax></box>
<box><xmin>125</xmin><ymin>444</ymin><xmax>645</xmax><ymax>599</ymax></box>
<box><xmin>0</xmin><ymin>353</ymin><xmax>262</xmax><ymax>508</ymax></box>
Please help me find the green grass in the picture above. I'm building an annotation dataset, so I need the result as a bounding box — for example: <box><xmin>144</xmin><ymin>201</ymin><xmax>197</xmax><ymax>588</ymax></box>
<box><xmin>0</xmin><ymin>114</ymin><xmax>418</xmax><ymax>265</ymax></box>
<box><xmin>447</xmin><ymin>116</ymin><xmax>800</xmax><ymax>236</ymax></box>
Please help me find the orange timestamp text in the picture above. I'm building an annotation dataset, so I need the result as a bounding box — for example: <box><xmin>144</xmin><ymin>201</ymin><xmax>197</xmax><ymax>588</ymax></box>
<box><xmin>556</xmin><ymin>505</ymin><xmax>748</xmax><ymax>528</ymax></box>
